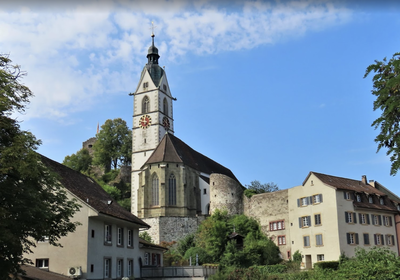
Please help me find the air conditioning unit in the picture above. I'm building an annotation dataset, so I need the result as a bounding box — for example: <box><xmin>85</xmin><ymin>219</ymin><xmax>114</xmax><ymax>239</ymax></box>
<box><xmin>68</xmin><ymin>266</ymin><xmax>81</xmax><ymax>277</ymax></box>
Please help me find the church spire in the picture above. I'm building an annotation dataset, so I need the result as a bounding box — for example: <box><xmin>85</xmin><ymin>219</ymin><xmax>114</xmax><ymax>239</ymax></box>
<box><xmin>147</xmin><ymin>22</ymin><xmax>159</xmax><ymax>65</ymax></box>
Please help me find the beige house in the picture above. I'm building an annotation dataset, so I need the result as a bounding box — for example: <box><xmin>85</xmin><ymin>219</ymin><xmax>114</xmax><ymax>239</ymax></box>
<box><xmin>289</xmin><ymin>172</ymin><xmax>400</xmax><ymax>268</ymax></box>
<box><xmin>24</xmin><ymin>155</ymin><xmax>151</xmax><ymax>279</ymax></box>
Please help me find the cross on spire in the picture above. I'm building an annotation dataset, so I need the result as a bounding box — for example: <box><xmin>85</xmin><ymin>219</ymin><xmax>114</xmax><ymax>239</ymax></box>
<box><xmin>150</xmin><ymin>21</ymin><xmax>156</xmax><ymax>37</ymax></box>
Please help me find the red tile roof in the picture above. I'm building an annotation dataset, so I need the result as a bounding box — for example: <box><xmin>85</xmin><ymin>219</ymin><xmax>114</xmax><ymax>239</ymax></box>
<box><xmin>40</xmin><ymin>155</ymin><xmax>149</xmax><ymax>228</ymax></box>
<box><xmin>144</xmin><ymin>133</ymin><xmax>240</xmax><ymax>184</ymax></box>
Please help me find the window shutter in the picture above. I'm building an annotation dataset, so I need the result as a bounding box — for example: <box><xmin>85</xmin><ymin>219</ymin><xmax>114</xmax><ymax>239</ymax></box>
<box><xmin>350</xmin><ymin>192</ymin><xmax>355</xmax><ymax>200</ymax></box>
<box><xmin>353</xmin><ymin>212</ymin><xmax>357</xmax><ymax>224</ymax></box>
<box><xmin>308</xmin><ymin>196</ymin><xmax>312</xmax><ymax>205</ymax></box>
<box><xmin>366</xmin><ymin>214</ymin><xmax>370</xmax><ymax>224</ymax></box>
<box><xmin>344</xmin><ymin>191</ymin><xmax>347</xmax><ymax>199</ymax></box>
<box><xmin>389</xmin><ymin>216</ymin><xmax>393</xmax><ymax>226</ymax></box>
<box><xmin>381</xmin><ymin>234</ymin><xmax>384</xmax><ymax>245</ymax></box>
<box><xmin>355</xmin><ymin>233</ymin><xmax>359</xmax><ymax>244</ymax></box>
<box><xmin>363</xmin><ymin>233</ymin><xmax>369</xmax><ymax>245</ymax></box>
<box><xmin>299</xmin><ymin>217</ymin><xmax>302</xmax><ymax>228</ymax></box>
<box><xmin>345</xmin><ymin>212</ymin><xmax>349</xmax><ymax>223</ymax></box>
<box><xmin>378</xmin><ymin>215</ymin><xmax>382</xmax><ymax>225</ymax></box>
<box><xmin>359</xmin><ymin>213</ymin><xmax>362</xmax><ymax>223</ymax></box>
<box><xmin>307</xmin><ymin>216</ymin><xmax>312</xmax><ymax>226</ymax></box>
<box><xmin>347</xmin><ymin>233</ymin><xmax>351</xmax><ymax>244</ymax></box>
<box><xmin>319</xmin><ymin>194</ymin><xmax>323</xmax><ymax>202</ymax></box>
<box><xmin>374</xmin><ymin>234</ymin><xmax>377</xmax><ymax>245</ymax></box>
<box><xmin>392</xmin><ymin>235</ymin><xmax>395</xmax><ymax>245</ymax></box>
<box><xmin>297</xmin><ymin>199</ymin><xmax>300</xmax><ymax>207</ymax></box>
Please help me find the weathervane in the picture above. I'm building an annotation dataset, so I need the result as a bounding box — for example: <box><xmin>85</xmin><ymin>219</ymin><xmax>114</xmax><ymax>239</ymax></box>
<box><xmin>150</xmin><ymin>21</ymin><xmax>156</xmax><ymax>37</ymax></box>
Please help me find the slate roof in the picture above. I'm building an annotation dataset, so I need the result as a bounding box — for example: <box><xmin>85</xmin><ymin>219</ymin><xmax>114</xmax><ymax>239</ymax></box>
<box><xmin>40</xmin><ymin>155</ymin><xmax>149</xmax><ymax>228</ymax></box>
<box><xmin>144</xmin><ymin>133</ymin><xmax>240</xmax><ymax>184</ymax></box>
<box><xmin>139</xmin><ymin>238</ymin><xmax>168</xmax><ymax>251</ymax></box>
<box><xmin>18</xmin><ymin>265</ymin><xmax>70</xmax><ymax>280</ymax></box>
<box><xmin>306</xmin><ymin>172</ymin><xmax>398</xmax><ymax>212</ymax></box>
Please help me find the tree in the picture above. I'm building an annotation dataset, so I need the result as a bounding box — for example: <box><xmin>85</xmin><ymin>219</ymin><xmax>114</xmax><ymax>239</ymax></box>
<box><xmin>0</xmin><ymin>54</ymin><xmax>80</xmax><ymax>279</ymax></box>
<box><xmin>62</xmin><ymin>148</ymin><xmax>92</xmax><ymax>172</ymax></box>
<box><xmin>139</xmin><ymin>231</ymin><xmax>153</xmax><ymax>243</ymax></box>
<box><xmin>364</xmin><ymin>53</ymin><xmax>400</xmax><ymax>175</ymax></box>
<box><xmin>93</xmin><ymin>118</ymin><xmax>132</xmax><ymax>171</ymax></box>
<box><xmin>244</xmin><ymin>180</ymin><xmax>279</xmax><ymax>197</ymax></box>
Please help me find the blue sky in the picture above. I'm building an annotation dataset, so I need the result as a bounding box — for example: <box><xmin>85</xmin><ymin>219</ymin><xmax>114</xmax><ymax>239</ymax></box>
<box><xmin>2</xmin><ymin>0</ymin><xmax>400</xmax><ymax>193</ymax></box>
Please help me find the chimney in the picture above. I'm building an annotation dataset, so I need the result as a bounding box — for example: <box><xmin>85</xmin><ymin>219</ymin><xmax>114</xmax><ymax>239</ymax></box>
<box><xmin>361</xmin><ymin>175</ymin><xmax>367</xmax><ymax>184</ymax></box>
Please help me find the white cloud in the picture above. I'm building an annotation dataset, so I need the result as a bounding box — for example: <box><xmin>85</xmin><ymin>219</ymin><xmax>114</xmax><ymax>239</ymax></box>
<box><xmin>0</xmin><ymin>0</ymin><xmax>352</xmax><ymax>122</ymax></box>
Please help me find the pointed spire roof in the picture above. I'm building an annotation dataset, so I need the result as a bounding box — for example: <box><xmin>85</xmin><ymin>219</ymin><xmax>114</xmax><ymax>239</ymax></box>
<box><xmin>144</xmin><ymin>32</ymin><xmax>164</xmax><ymax>87</ymax></box>
<box><xmin>144</xmin><ymin>133</ymin><xmax>241</xmax><ymax>184</ymax></box>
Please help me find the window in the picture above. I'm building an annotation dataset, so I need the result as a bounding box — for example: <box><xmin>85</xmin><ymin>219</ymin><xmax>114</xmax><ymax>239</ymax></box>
<box><xmin>372</xmin><ymin>214</ymin><xmax>382</xmax><ymax>226</ymax></box>
<box><xmin>287</xmin><ymin>251</ymin><xmax>291</xmax><ymax>259</ymax></box>
<box><xmin>270</xmin><ymin>220</ymin><xmax>285</xmax><ymax>231</ymax></box>
<box><xmin>104</xmin><ymin>258</ymin><xmax>111</xmax><ymax>278</ymax></box>
<box><xmin>374</xmin><ymin>234</ymin><xmax>384</xmax><ymax>245</ymax></box>
<box><xmin>316</xmin><ymin>234</ymin><xmax>323</xmax><ymax>246</ymax></box>
<box><xmin>299</xmin><ymin>216</ymin><xmax>311</xmax><ymax>228</ymax></box>
<box><xmin>142</xmin><ymin>96</ymin><xmax>149</xmax><ymax>113</ymax></box>
<box><xmin>152</xmin><ymin>175</ymin><xmax>159</xmax><ymax>205</ymax></box>
<box><xmin>143</xmin><ymin>82</ymin><xmax>149</xmax><ymax>89</ymax></box>
<box><xmin>144</xmin><ymin>253</ymin><xmax>150</xmax><ymax>265</ymax></box>
<box><xmin>314</xmin><ymin>214</ymin><xmax>322</xmax><ymax>226</ymax></box>
<box><xmin>356</xmin><ymin>194</ymin><xmax>362</xmax><ymax>202</ymax></box>
<box><xmin>128</xmin><ymin>259</ymin><xmax>134</xmax><ymax>277</ymax></box>
<box><xmin>203</xmin><ymin>188</ymin><xmax>207</xmax><ymax>194</ymax></box>
<box><xmin>380</xmin><ymin>197</ymin><xmax>385</xmax><ymax>205</ymax></box>
<box><xmin>313</xmin><ymin>194</ymin><xmax>323</xmax><ymax>204</ymax></box>
<box><xmin>386</xmin><ymin>235</ymin><xmax>395</xmax><ymax>246</ymax></box>
<box><xmin>278</xmin><ymin>235</ymin><xmax>286</xmax><ymax>245</ymax></box>
<box><xmin>397</xmin><ymin>204</ymin><xmax>400</xmax><ymax>211</ymax></box>
<box><xmin>298</xmin><ymin>196</ymin><xmax>311</xmax><ymax>207</ymax></box>
<box><xmin>168</xmin><ymin>174</ymin><xmax>176</xmax><ymax>206</ymax></box>
<box><xmin>344</xmin><ymin>192</ymin><xmax>351</xmax><ymax>200</ymax></box>
<box><xmin>117</xmin><ymin>259</ymin><xmax>123</xmax><ymax>278</ymax></box>
<box><xmin>347</xmin><ymin>233</ymin><xmax>359</xmax><ymax>245</ymax></box>
<box><xmin>345</xmin><ymin>212</ymin><xmax>357</xmax><ymax>224</ymax></box>
<box><xmin>163</xmin><ymin>98</ymin><xmax>168</xmax><ymax>115</ymax></box>
<box><xmin>359</xmin><ymin>213</ymin><xmax>370</xmax><ymax>225</ymax></box>
<box><xmin>303</xmin><ymin>236</ymin><xmax>310</xmax><ymax>247</ymax></box>
<box><xmin>383</xmin><ymin>216</ymin><xmax>393</xmax><ymax>227</ymax></box>
<box><xmin>117</xmin><ymin>227</ymin><xmax>123</xmax><ymax>246</ymax></box>
<box><xmin>163</xmin><ymin>84</ymin><xmax>167</xmax><ymax>91</ymax></box>
<box><xmin>369</xmin><ymin>196</ymin><xmax>374</xmax><ymax>203</ymax></box>
<box><xmin>317</xmin><ymin>254</ymin><xmax>325</xmax><ymax>261</ymax></box>
<box><xmin>36</xmin><ymin>259</ymin><xmax>49</xmax><ymax>268</ymax></box>
<box><xmin>363</xmin><ymin>233</ymin><xmax>370</xmax><ymax>245</ymax></box>
<box><xmin>104</xmin><ymin>224</ymin><xmax>112</xmax><ymax>244</ymax></box>
<box><xmin>128</xmin><ymin>229</ymin><xmax>133</xmax><ymax>248</ymax></box>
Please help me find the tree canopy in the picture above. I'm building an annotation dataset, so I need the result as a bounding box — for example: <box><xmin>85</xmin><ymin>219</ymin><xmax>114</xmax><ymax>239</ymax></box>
<box><xmin>0</xmin><ymin>54</ymin><xmax>80</xmax><ymax>279</ymax></box>
<box><xmin>364</xmin><ymin>52</ymin><xmax>400</xmax><ymax>175</ymax></box>
<box><xmin>93</xmin><ymin>118</ymin><xmax>132</xmax><ymax>171</ymax></box>
<box><xmin>63</xmin><ymin>148</ymin><xmax>92</xmax><ymax>173</ymax></box>
<box><xmin>244</xmin><ymin>180</ymin><xmax>279</xmax><ymax>197</ymax></box>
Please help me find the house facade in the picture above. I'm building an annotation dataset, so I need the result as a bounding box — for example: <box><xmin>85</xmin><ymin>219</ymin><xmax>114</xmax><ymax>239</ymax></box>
<box><xmin>24</xmin><ymin>155</ymin><xmax>151</xmax><ymax>279</ymax></box>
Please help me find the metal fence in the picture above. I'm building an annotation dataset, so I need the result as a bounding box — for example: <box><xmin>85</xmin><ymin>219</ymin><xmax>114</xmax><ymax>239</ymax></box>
<box><xmin>141</xmin><ymin>266</ymin><xmax>218</xmax><ymax>278</ymax></box>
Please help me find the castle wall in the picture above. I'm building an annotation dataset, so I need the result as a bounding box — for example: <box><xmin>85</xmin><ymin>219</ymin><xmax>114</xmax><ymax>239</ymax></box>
<box><xmin>142</xmin><ymin>216</ymin><xmax>206</xmax><ymax>244</ymax></box>
<box><xmin>243</xmin><ymin>189</ymin><xmax>291</xmax><ymax>259</ymax></box>
<box><xmin>210</xmin><ymin>174</ymin><xmax>243</xmax><ymax>215</ymax></box>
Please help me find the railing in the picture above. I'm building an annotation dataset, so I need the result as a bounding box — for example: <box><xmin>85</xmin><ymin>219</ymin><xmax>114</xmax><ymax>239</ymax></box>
<box><xmin>141</xmin><ymin>266</ymin><xmax>218</xmax><ymax>278</ymax></box>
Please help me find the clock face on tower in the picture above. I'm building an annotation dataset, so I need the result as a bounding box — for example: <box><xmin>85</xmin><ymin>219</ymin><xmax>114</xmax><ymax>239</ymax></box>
<box><xmin>139</xmin><ymin>115</ymin><xmax>151</xmax><ymax>129</ymax></box>
<box><xmin>162</xmin><ymin>117</ymin><xmax>170</xmax><ymax>130</ymax></box>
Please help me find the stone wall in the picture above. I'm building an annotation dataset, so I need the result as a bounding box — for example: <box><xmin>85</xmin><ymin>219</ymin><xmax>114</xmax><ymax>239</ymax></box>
<box><xmin>142</xmin><ymin>216</ymin><xmax>206</xmax><ymax>244</ymax></box>
<box><xmin>82</xmin><ymin>137</ymin><xmax>96</xmax><ymax>156</ymax></box>
<box><xmin>243</xmin><ymin>189</ymin><xmax>291</xmax><ymax>259</ymax></box>
<box><xmin>209</xmin><ymin>174</ymin><xmax>243</xmax><ymax>215</ymax></box>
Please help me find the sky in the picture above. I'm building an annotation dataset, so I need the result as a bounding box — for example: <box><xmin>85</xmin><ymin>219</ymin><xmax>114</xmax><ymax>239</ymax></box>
<box><xmin>2</xmin><ymin>0</ymin><xmax>400</xmax><ymax>194</ymax></box>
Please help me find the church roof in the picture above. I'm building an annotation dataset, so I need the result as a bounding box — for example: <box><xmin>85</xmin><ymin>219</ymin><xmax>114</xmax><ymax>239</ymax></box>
<box><xmin>40</xmin><ymin>155</ymin><xmax>149</xmax><ymax>228</ymax></box>
<box><xmin>144</xmin><ymin>133</ymin><xmax>241</xmax><ymax>184</ymax></box>
<box><xmin>144</xmin><ymin>64</ymin><xmax>165</xmax><ymax>87</ymax></box>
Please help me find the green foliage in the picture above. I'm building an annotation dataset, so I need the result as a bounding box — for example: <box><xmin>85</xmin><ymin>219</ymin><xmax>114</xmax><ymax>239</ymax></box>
<box><xmin>244</xmin><ymin>188</ymin><xmax>258</xmax><ymax>198</ymax></box>
<box><xmin>0</xmin><ymin>54</ymin><xmax>81</xmax><ymax>279</ymax></box>
<box><xmin>117</xmin><ymin>197</ymin><xmax>131</xmax><ymax>211</ymax></box>
<box><xmin>245</xmin><ymin>180</ymin><xmax>279</xmax><ymax>195</ymax></box>
<box><xmin>184</xmin><ymin>246</ymin><xmax>211</xmax><ymax>265</ymax></box>
<box><xmin>314</xmin><ymin>261</ymin><xmax>339</xmax><ymax>271</ymax></box>
<box><xmin>364</xmin><ymin>52</ymin><xmax>400</xmax><ymax>175</ymax></box>
<box><xmin>93</xmin><ymin>118</ymin><xmax>132</xmax><ymax>171</ymax></box>
<box><xmin>63</xmin><ymin>148</ymin><xmax>92</xmax><ymax>172</ymax></box>
<box><xmin>177</xmin><ymin>233</ymin><xmax>195</xmax><ymax>256</ymax></box>
<box><xmin>292</xmin><ymin>250</ymin><xmax>302</xmax><ymax>262</ymax></box>
<box><xmin>139</xmin><ymin>231</ymin><xmax>153</xmax><ymax>243</ymax></box>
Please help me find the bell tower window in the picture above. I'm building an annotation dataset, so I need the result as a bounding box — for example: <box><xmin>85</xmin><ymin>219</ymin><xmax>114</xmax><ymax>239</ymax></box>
<box><xmin>168</xmin><ymin>174</ymin><xmax>176</xmax><ymax>205</ymax></box>
<box><xmin>152</xmin><ymin>175</ymin><xmax>159</xmax><ymax>206</ymax></box>
<box><xmin>163</xmin><ymin>98</ymin><xmax>168</xmax><ymax>116</ymax></box>
<box><xmin>142</xmin><ymin>96</ymin><xmax>149</xmax><ymax>114</ymax></box>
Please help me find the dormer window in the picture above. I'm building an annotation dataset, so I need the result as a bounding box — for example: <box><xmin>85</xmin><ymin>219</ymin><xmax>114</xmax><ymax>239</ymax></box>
<box><xmin>397</xmin><ymin>204</ymin><xmax>400</xmax><ymax>211</ymax></box>
<box><xmin>344</xmin><ymin>192</ymin><xmax>351</xmax><ymax>200</ymax></box>
<box><xmin>356</xmin><ymin>194</ymin><xmax>361</xmax><ymax>202</ymax></box>
<box><xmin>379</xmin><ymin>197</ymin><xmax>384</xmax><ymax>205</ymax></box>
<box><xmin>369</xmin><ymin>196</ymin><xmax>373</xmax><ymax>203</ymax></box>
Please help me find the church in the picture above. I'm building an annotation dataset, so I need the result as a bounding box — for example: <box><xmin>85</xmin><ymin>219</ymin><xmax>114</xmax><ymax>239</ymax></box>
<box><xmin>130</xmin><ymin>32</ymin><xmax>243</xmax><ymax>243</ymax></box>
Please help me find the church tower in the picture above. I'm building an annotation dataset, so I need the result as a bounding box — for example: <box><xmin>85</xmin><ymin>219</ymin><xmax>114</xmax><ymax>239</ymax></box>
<box><xmin>131</xmin><ymin>32</ymin><xmax>175</xmax><ymax>215</ymax></box>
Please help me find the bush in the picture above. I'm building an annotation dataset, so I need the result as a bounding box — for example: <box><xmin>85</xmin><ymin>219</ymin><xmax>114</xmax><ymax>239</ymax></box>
<box><xmin>184</xmin><ymin>246</ymin><xmax>211</xmax><ymax>265</ymax></box>
<box><xmin>314</xmin><ymin>261</ymin><xmax>339</xmax><ymax>270</ymax></box>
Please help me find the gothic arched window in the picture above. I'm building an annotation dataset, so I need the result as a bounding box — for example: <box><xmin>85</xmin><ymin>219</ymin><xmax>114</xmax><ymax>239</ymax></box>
<box><xmin>142</xmin><ymin>96</ymin><xmax>150</xmax><ymax>114</ymax></box>
<box><xmin>168</xmin><ymin>174</ymin><xmax>176</xmax><ymax>205</ymax></box>
<box><xmin>152</xmin><ymin>175</ymin><xmax>159</xmax><ymax>206</ymax></box>
<box><xmin>163</xmin><ymin>98</ymin><xmax>168</xmax><ymax>116</ymax></box>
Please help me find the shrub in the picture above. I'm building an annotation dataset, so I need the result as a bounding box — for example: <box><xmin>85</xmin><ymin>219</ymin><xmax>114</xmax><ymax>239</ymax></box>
<box><xmin>184</xmin><ymin>246</ymin><xmax>211</xmax><ymax>265</ymax></box>
<box><xmin>314</xmin><ymin>261</ymin><xmax>339</xmax><ymax>270</ymax></box>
